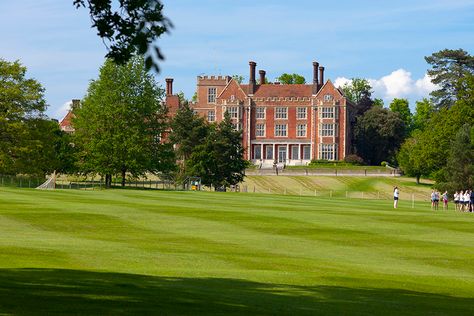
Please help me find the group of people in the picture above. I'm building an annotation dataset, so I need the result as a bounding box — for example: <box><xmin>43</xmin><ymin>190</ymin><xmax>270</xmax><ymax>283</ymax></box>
<box><xmin>431</xmin><ymin>189</ymin><xmax>474</xmax><ymax>212</ymax></box>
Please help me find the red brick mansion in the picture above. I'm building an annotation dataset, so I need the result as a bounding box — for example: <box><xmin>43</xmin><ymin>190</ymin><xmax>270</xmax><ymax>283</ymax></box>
<box><xmin>166</xmin><ymin>61</ymin><xmax>355</xmax><ymax>167</ymax></box>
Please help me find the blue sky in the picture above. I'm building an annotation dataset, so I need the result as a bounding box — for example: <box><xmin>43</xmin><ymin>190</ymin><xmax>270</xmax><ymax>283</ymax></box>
<box><xmin>1</xmin><ymin>0</ymin><xmax>473</xmax><ymax>120</ymax></box>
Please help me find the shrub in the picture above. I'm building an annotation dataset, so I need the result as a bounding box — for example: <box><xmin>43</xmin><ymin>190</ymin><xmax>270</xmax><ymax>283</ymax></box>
<box><xmin>381</xmin><ymin>161</ymin><xmax>388</xmax><ymax>167</ymax></box>
<box><xmin>344</xmin><ymin>154</ymin><xmax>364</xmax><ymax>165</ymax></box>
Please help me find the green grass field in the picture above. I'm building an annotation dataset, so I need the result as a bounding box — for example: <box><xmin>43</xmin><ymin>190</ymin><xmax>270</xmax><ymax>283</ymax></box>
<box><xmin>242</xmin><ymin>176</ymin><xmax>433</xmax><ymax>200</ymax></box>
<box><xmin>0</xmin><ymin>187</ymin><xmax>473</xmax><ymax>315</ymax></box>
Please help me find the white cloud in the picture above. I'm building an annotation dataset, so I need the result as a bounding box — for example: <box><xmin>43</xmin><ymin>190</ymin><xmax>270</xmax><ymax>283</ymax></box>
<box><xmin>334</xmin><ymin>77</ymin><xmax>352</xmax><ymax>89</ymax></box>
<box><xmin>415</xmin><ymin>73</ymin><xmax>438</xmax><ymax>96</ymax></box>
<box><xmin>335</xmin><ymin>69</ymin><xmax>439</xmax><ymax>106</ymax></box>
<box><xmin>54</xmin><ymin>100</ymin><xmax>72</xmax><ymax>121</ymax></box>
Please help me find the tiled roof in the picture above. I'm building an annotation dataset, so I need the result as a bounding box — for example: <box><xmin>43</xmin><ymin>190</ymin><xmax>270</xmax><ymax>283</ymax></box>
<box><xmin>59</xmin><ymin>111</ymin><xmax>74</xmax><ymax>128</ymax></box>
<box><xmin>240</xmin><ymin>84</ymin><xmax>313</xmax><ymax>97</ymax></box>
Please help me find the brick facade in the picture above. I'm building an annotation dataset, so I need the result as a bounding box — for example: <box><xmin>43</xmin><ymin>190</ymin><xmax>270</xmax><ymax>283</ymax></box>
<box><xmin>166</xmin><ymin>61</ymin><xmax>355</xmax><ymax>167</ymax></box>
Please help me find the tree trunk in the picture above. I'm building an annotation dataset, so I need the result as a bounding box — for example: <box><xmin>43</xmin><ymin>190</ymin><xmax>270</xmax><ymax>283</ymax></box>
<box><xmin>121</xmin><ymin>167</ymin><xmax>126</xmax><ymax>187</ymax></box>
<box><xmin>105</xmin><ymin>174</ymin><xmax>112</xmax><ymax>188</ymax></box>
<box><xmin>416</xmin><ymin>174</ymin><xmax>420</xmax><ymax>184</ymax></box>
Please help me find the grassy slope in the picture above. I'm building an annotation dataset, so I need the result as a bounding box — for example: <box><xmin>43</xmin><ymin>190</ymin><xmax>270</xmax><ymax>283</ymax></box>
<box><xmin>0</xmin><ymin>188</ymin><xmax>473</xmax><ymax>315</ymax></box>
<box><xmin>242</xmin><ymin>176</ymin><xmax>433</xmax><ymax>200</ymax></box>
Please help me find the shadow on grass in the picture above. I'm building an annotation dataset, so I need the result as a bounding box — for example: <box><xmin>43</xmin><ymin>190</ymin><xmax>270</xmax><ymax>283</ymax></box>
<box><xmin>0</xmin><ymin>268</ymin><xmax>472</xmax><ymax>315</ymax></box>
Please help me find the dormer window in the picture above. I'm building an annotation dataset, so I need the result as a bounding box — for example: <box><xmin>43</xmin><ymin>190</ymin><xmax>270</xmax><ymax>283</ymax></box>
<box><xmin>324</xmin><ymin>94</ymin><xmax>333</xmax><ymax>102</ymax></box>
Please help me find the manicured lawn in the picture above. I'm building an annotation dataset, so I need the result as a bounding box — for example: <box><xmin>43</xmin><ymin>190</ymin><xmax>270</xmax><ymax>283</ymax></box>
<box><xmin>242</xmin><ymin>176</ymin><xmax>433</xmax><ymax>200</ymax></box>
<box><xmin>0</xmin><ymin>187</ymin><xmax>473</xmax><ymax>315</ymax></box>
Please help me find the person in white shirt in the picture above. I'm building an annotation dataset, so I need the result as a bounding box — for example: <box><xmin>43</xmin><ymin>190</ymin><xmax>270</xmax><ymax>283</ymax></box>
<box><xmin>393</xmin><ymin>186</ymin><xmax>399</xmax><ymax>208</ymax></box>
<box><xmin>464</xmin><ymin>191</ymin><xmax>470</xmax><ymax>212</ymax></box>
<box><xmin>454</xmin><ymin>191</ymin><xmax>459</xmax><ymax>211</ymax></box>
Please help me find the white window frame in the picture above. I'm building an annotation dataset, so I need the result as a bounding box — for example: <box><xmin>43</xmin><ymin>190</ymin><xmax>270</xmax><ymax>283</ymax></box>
<box><xmin>208</xmin><ymin>87</ymin><xmax>216</xmax><ymax>103</ymax></box>
<box><xmin>232</xmin><ymin>122</ymin><xmax>241</xmax><ymax>131</ymax></box>
<box><xmin>207</xmin><ymin>110</ymin><xmax>215</xmax><ymax>122</ymax></box>
<box><xmin>324</xmin><ymin>94</ymin><xmax>333</xmax><ymax>102</ymax></box>
<box><xmin>227</xmin><ymin>107</ymin><xmax>238</xmax><ymax>119</ymax></box>
<box><xmin>321</xmin><ymin>107</ymin><xmax>334</xmax><ymax>118</ymax></box>
<box><xmin>275</xmin><ymin>124</ymin><xmax>287</xmax><ymax>137</ymax></box>
<box><xmin>320</xmin><ymin>123</ymin><xmax>334</xmax><ymax>136</ymax></box>
<box><xmin>256</xmin><ymin>123</ymin><xmax>265</xmax><ymax>137</ymax></box>
<box><xmin>297</xmin><ymin>107</ymin><xmax>307</xmax><ymax>119</ymax></box>
<box><xmin>256</xmin><ymin>107</ymin><xmax>266</xmax><ymax>119</ymax></box>
<box><xmin>319</xmin><ymin>143</ymin><xmax>338</xmax><ymax>160</ymax></box>
<box><xmin>275</xmin><ymin>107</ymin><xmax>288</xmax><ymax>119</ymax></box>
<box><xmin>297</xmin><ymin>124</ymin><xmax>307</xmax><ymax>137</ymax></box>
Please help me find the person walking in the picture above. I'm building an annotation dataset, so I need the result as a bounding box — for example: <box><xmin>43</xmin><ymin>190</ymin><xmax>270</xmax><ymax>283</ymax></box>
<box><xmin>431</xmin><ymin>190</ymin><xmax>436</xmax><ymax>210</ymax></box>
<box><xmin>442</xmin><ymin>191</ymin><xmax>449</xmax><ymax>210</ymax></box>
<box><xmin>393</xmin><ymin>186</ymin><xmax>399</xmax><ymax>209</ymax></box>
<box><xmin>454</xmin><ymin>191</ymin><xmax>459</xmax><ymax>211</ymax></box>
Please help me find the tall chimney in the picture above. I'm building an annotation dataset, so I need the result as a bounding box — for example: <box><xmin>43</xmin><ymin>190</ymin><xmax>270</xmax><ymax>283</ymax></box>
<box><xmin>312</xmin><ymin>62</ymin><xmax>319</xmax><ymax>94</ymax></box>
<box><xmin>259</xmin><ymin>70</ymin><xmax>266</xmax><ymax>85</ymax></box>
<box><xmin>249</xmin><ymin>61</ymin><xmax>257</xmax><ymax>94</ymax></box>
<box><xmin>165</xmin><ymin>78</ymin><xmax>173</xmax><ymax>95</ymax></box>
<box><xmin>319</xmin><ymin>66</ymin><xmax>325</xmax><ymax>89</ymax></box>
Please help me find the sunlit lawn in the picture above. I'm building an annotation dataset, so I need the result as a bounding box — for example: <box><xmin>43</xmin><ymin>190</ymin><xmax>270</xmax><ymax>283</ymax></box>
<box><xmin>0</xmin><ymin>187</ymin><xmax>473</xmax><ymax>315</ymax></box>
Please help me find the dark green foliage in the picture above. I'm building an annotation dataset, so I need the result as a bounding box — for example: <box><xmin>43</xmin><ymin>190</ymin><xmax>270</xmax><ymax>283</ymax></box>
<box><xmin>0</xmin><ymin>59</ymin><xmax>62</xmax><ymax>175</ymax></box>
<box><xmin>397</xmin><ymin>74</ymin><xmax>474</xmax><ymax>184</ymax></box>
<box><xmin>343</xmin><ymin>154</ymin><xmax>365</xmax><ymax>165</ymax></box>
<box><xmin>73</xmin><ymin>0</ymin><xmax>172</xmax><ymax>72</ymax></box>
<box><xmin>439</xmin><ymin>124</ymin><xmax>474</xmax><ymax>190</ymax></box>
<box><xmin>169</xmin><ymin>102</ymin><xmax>209</xmax><ymax>180</ymax></box>
<box><xmin>187</xmin><ymin>113</ymin><xmax>246</xmax><ymax>189</ymax></box>
<box><xmin>425</xmin><ymin>48</ymin><xmax>474</xmax><ymax>108</ymax></box>
<box><xmin>278</xmin><ymin>73</ymin><xmax>306</xmax><ymax>84</ymax></box>
<box><xmin>354</xmin><ymin>107</ymin><xmax>405</xmax><ymax>165</ymax></box>
<box><xmin>73</xmin><ymin>56</ymin><xmax>175</xmax><ymax>186</ymax></box>
<box><xmin>169</xmin><ymin>102</ymin><xmax>208</xmax><ymax>161</ymax></box>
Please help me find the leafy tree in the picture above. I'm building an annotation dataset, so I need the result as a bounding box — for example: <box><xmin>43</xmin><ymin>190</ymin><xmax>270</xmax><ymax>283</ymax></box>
<box><xmin>341</xmin><ymin>78</ymin><xmax>374</xmax><ymax>116</ymax></box>
<box><xmin>389</xmin><ymin>98</ymin><xmax>412</xmax><ymax>132</ymax></box>
<box><xmin>412</xmin><ymin>98</ymin><xmax>435</xmax><ymax>131</ymax></box>
<box><xmin>176</xmin><ymin>91</ymin><xmax>186</xmax><ymax>105</ymax></box>
<box><xmin>73</xmin><ymin>56</ymin><xmax>174</xmax><ymax>187</ymax></box>
<box><xmin>74</xmin><ymin>0</ymin><xmax>172</xmax><ymax>72</ymax></box>
<box><xmin>169</xmin><ymin>102</ymin><xmax>209</xmax><ymax>179</ymax></box>
<box><xmin>0</xmin><ymin>59</ymin><xmax>53</xmax><ymax>175</ymax></box>
<box><xmin>354</xmin><ymin>107</ymin><xmax>405</xmax><ymax>165</ymax></box>
<box><xmin>373</xmin><ymin>98</ymin><xmax>384</xmax><ymax>108</ymax></box>
<box><xmin>232</xmin><ymin>75</ymin><xmax>244</xmax><ymax>84</ymax></box>
<box><xmin>425</xmin><ymin>48</ymin><xmax>474</xmax><ymax>108</ymax></box>
<box><xmin>397</xmin><ymin>74</ymin><xmax>474</xmax><ymax>184</ymax></box>
<box><xmin>397</xmin><ymin>131</ymin><xmax>432</xmax><ymax>184</ymax></box>
<box><xmin>341</xmin><ymin>78</ymin><xmax>372</xmax><ymax>104</ymax></box>
<box><xmin>439</xmin><ymin>124</ymin><xmax>474</xmax><ymax>190</ymax></box>
<box><xmin>187</xmin><ymin>112</ymin><xmax>245</xmax><ymax>189</ymax></box>
<box><xmin>278</xmin><ymin>73</ymin><xmax>306</xmax><ymax>84</ymax></box>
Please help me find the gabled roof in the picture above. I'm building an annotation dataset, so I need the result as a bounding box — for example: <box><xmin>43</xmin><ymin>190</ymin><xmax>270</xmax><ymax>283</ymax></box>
<box><xmin>217</xmin><ymin>78</ymin><xmax>248</xmax><ymax>100</ymax></box>
<box><xmin>314</xmin><ymin>80</ymin><xmax>343</xmax><ymax>98</ymax></box>
<box><xmin>59</xmin><ymin>111</ymin><xmax>74</xmax><ymax>128</ymax></box>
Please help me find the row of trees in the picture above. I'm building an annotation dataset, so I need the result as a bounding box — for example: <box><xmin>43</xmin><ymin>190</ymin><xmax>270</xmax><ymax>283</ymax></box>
<box><xmin>337</xmin><ymin>49</ymin><xmax>473</xmax><ymax>191</ymax></box>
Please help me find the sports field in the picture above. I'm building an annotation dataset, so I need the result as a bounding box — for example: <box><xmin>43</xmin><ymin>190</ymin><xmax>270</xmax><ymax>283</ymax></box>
<box><xmin>0</xmin><ymin>187</ymin><xmax>473</xmax><ymax>315</ymax></box>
